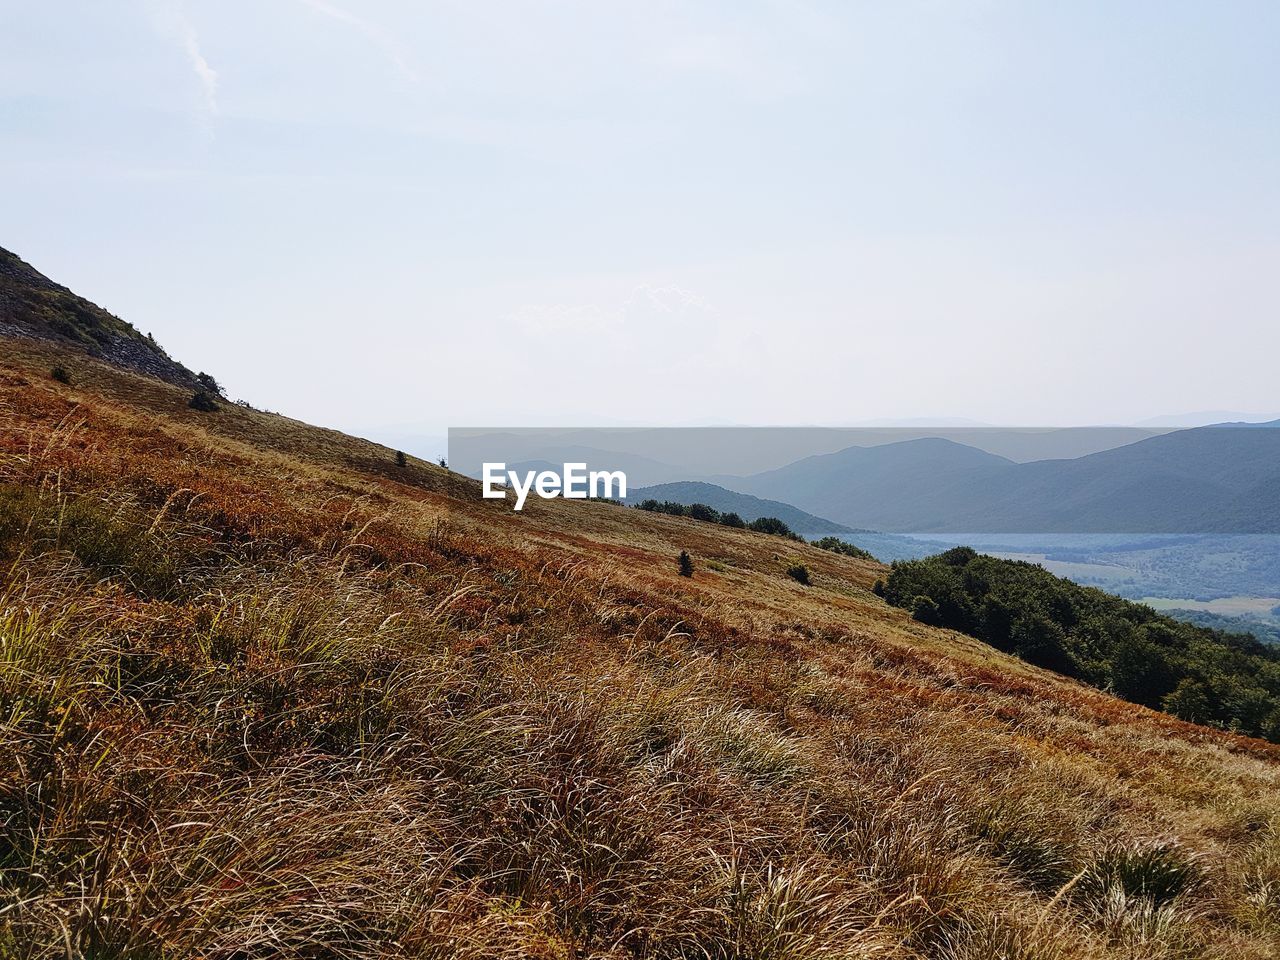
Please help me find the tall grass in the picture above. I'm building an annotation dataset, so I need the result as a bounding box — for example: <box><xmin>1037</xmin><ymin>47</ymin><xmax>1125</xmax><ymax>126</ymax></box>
<box><xmin>1</xmin><ymin>359</ymin><xmax>1278</xmax><ymax>958</ymax></box>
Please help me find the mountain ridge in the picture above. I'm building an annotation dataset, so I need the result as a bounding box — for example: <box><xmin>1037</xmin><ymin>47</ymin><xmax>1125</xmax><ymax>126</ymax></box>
<box><xmin>724</xmin><ymin>427</ymin><xmax>1280</xmax><ymax>533</ymax></box>
<box><xmin>0</xmin><ymin>246</ymin><xmax>200</xmax><ymax>389</ymax></box>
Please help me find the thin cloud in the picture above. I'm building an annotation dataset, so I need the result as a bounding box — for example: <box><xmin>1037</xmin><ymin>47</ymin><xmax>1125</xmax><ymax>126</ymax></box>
<box><xmin>179</xmin><ymin>20</ymin><xmax>218</xmax><ymax>116</ymax></box>
<box><xmin>146</xmin><ymin>0</ymin><xmax>218</xmax><ymax>122</ymax></box>
<box><xmin>296</xmin><ymin>0</ymin><xmax>419</xmax><ymax>83</ymax></box>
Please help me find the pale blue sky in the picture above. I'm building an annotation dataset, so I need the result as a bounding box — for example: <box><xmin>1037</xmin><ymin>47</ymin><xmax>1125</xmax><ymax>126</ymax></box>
<box><xmin>3</xmin><ymin>1</ymin><xmax>1278</xmax><ymax>444</ymax></box>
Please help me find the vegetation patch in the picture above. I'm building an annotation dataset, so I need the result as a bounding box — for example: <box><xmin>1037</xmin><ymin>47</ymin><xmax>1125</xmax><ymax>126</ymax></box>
<box><xmin>883</xmin><ymin>547</ymin><xmax>1280</xmax><ymax>740</ymax></box>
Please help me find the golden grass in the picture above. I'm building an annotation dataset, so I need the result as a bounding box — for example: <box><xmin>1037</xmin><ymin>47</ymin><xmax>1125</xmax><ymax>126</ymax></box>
<box><xmin>2</xmin><ymin>338</ymin><xmax>1280</xmax><ymax>958</ymax></box>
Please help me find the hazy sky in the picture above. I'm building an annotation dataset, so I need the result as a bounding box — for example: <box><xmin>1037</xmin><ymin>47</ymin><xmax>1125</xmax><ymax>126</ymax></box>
<box><xmin>3</xmin><ymin>1</ymin><xmax>1278</xmax><ymax>446</ymax></box>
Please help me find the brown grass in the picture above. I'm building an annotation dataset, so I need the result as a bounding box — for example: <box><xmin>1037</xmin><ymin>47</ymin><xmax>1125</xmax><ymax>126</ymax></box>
<box><xmin>2</xmin><ymin>337</ymin><xmax>1280</xmax><ymax>958</ymax></box>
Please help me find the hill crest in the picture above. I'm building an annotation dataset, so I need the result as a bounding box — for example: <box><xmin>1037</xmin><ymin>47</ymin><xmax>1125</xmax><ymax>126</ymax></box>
<box><xmin>0</xmin><ymin>246</ymin><xmax>200</xmax><ymax>389</ymax></box>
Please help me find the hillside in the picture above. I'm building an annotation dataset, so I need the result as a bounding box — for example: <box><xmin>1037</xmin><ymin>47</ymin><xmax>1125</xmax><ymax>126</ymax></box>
<box><xmin>0</xmin><ymin>247</ymin><xmax>199</xmax><ymax>389</ymax></box>
<box><xmin>626</xmin><ymin>480</ymin><xmax>856</xmax><ymax>537</ymax></box>
<box><xmin>3</xmin><ymin>297</ymin><xmax>1280</xmax><ymax>953</ymax></box>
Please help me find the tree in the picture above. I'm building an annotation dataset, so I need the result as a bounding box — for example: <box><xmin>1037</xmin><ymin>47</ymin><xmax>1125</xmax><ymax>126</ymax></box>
<box><xmin>1109</xmin><ymin>631</ymin><xmax>1178</xmax><ymax>708</ymax></box>
<box><xmin>911</xmin><ymin>595</ymin><xmax>941</xmax><ymax>626</ymax></box>
<box><xmin>1010</xmin><ymin>612</ymin><xmax>1072</xmax><ymax>672</ymax></box>
<box><xmin>196</xmin><ymin>372</ymin><xmax>224</xmax><ymax>397</ymax></box>
<box><xmin>396</xmin><ymin>451</ymin><xmax>408</xmax><ymax>468</ymax></box>
<box><xmin>438</xmin><ymin>457</ymin><xmax>448</xmax><ymax>469</ymax></box>
<box><xmin>750</xmin><ymin>516</ymin><xmax>794</xmax><ymax>537</ymax></box>
<box><xmin>1163</xmin><ymin>678</ymin><xmax>1212</xmax><ymax>725</ymax></box>
<box><xmin>719</xmin><ymin>512</ymin><xmax>746</xmax><ymax>529</ymax></box>
<box><xmin>688</xmin><ymin>502</ymin><xmax>720</xmax><ymax>523</ymax></box>
<box><xmin>678</xmin><ymin>550</ymin><xmax>694</xmax><ymax>577</ymax></box>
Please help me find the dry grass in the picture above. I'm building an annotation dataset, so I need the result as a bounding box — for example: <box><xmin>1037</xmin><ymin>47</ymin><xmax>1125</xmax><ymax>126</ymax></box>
<box><xmin>2</xmin><ymin>339</ymin><xmax>1280</xmax><ymax>958</ymax></box>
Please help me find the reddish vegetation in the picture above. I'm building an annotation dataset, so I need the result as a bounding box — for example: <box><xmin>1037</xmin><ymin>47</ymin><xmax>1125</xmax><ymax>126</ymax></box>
<box><xmin>2</xmin><ymin>337</ymin><xmax>1280</xmax><ymax>958</ymax></box>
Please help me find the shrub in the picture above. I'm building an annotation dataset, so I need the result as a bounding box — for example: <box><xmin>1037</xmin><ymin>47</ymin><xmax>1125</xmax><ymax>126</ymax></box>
<box><xmin>50</xmin><ymin>366</ymin><xmax>71</xmax><ymax>385</ymax></box>
<box><xmin>785</xmin><ymin>560</ymin><xmax>810</xmax><ymax>586</ymax></box>
<box><xmin>188</xmin><ymin>390</ymin><xmax>218</xmax><ymax>412</ymax></box>
<box><xmin>678</xmin><ymin>550</ymin><xmax>694</xmax><ymax>577</ymax></box>
<box><xmin>196</xmin><ymin>371</ymin><xmax>223</xmax><ymax>396</ymax></box>
<box><xmin>813</xmin><ymin>536</ymin><xmax>876</xmax><ymax>561</ymax></box>
<box><xmin>719</xmin><ymin>512</ymin><xmax>746</xmax><ymax>529</ymax></box>
<box><xmin>872</xmin><ymin>579</ymin><xmax>886</xmax><ymax>597</ymax></box>
<box><xmin>396</xmin><ymin>451</ymin><xmax>408</xmax><ymax>468</ymax></box>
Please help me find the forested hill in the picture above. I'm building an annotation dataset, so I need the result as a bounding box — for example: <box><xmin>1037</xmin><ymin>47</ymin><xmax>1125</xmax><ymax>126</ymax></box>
<box><xmin>883</xmin><ymin>547</ymin><xmax>1280</xmax><ymax>740</ymax></box>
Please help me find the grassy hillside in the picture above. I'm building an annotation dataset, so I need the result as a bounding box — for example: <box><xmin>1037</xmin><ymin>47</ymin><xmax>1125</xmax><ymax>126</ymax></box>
<box><xmin>3</xmin><ymin>337</ymin><xmax>1280</xmax><ymax>958</ymax></box>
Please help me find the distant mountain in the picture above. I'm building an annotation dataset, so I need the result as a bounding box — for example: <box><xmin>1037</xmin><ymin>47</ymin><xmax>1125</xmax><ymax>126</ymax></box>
<box><xmin>726</xmin><ymin>438</ymin><xmax>1014</xmax><ymax>531</ymax></box>
<box><xmin>724</xmin><ymin>424</ymin><xmax>1280</xmax><ymax>533</ymax></box>
<box><xmin>450</xmin><ymin>435</ymin><xmax>691</xmax><ymax>487</ymax></box>
<box><xmin>0</xmin><ymin>247</ymin><xmax>199</xmax><ymax>388</ymax></box>
<box><xmin>1136</xmin><ymin>411</ymin><xmax>1280</xmax><ymax>428</ymax></box>
<box><xmin>625</xmin><ymin>481</ymin><xmax>856</xmax><ymax>536</ymax></box>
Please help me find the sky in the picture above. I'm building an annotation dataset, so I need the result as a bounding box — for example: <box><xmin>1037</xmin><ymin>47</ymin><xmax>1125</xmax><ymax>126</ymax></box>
<box><xmin>2</xmin><ymin>1</ymin><xmax>1278</xmax><ymax>451</ymax></box>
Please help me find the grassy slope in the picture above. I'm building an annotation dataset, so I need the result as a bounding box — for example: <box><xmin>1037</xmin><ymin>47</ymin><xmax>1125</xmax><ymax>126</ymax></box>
<box><xmin>2</xmin><ymin>337</ymin><xmax>1280</xmax><ymax>959</ymax></box>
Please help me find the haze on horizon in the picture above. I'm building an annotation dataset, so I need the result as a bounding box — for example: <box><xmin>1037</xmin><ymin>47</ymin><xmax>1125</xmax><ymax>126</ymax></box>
<box><xmin>3</xmin><ymin>1</ymin><xmax>1277</xmax><ymax>447</ymax></box>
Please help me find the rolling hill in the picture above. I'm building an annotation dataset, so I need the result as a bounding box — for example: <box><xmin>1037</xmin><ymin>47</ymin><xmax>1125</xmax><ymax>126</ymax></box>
<box><xmin>3</xmin><ymin>252</ymin><xmax>1280</xmax><ymax>957</ymax></box>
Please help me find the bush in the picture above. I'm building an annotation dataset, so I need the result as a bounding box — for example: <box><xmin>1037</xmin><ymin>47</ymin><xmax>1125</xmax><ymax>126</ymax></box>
<box><xmin>718</xmin><ymin>512</ymin><xmax>746</xmax><ymax>529</ymax></box>
<box><xmin>785</xmin><ymin>560</ymin><xmax>810</xmax><ymax>586</ymax></box>
<box><xmin>196</xmin><ymin>371</ymin><xmax>223</xmax><ymax>396</ymax></box>
<box><xmin>678</xmin><ymin>550</ymin><xmax>694</xmax><ymax>577</ymax></box>
<box><xmin>812</xmin><ymin>537</ymin><xmax>876</xmax><ymax>561</ymax></box>
<box><xmin>188</xmin><ymin>390</ymin><xmax>218</xmax><ymax>412</ymax></box>
<box><xmin>871</xmin><ymin>579</ymin><xmax>886</xmax><ymax>597</ymax></box>
<box><xmin>50</xmin><ymin>366</ymin><xmax>71</xmax><ymax>385</ymax></box>
<box><xmin>396</xmin><ymin>451</ymin><xmax>408</xmax><ymax>468</ymax></box>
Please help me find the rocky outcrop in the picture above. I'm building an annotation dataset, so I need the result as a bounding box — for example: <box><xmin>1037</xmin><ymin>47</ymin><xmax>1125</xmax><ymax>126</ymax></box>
<box><xmin>0</xmin><ymin>246</ymin><xmax>201</xmax><ymax>389</ymax></box>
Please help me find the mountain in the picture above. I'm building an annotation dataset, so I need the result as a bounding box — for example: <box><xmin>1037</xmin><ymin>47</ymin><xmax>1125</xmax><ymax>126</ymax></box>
<box><xmin>0</xmin><ymin>246</ymin><xmax>199</xmax><ymax>388</ymax></box>
<box><xmin>727</xmin><ymin>437</ymin><xmax>1014</xmax><ymax>530</ymax></box>
<box><xmin>3</xmin><ymin>252</ymin><xmax>1280</xmax><ymax>956</ymax></box>
<box><xmin>625</xmin><ymin>480</ymin><xmax>857</xmax><ymax>536</ymax></box>
<box><xmin>726</xmin><ymin>426</ymin><xmax>1280</xmax><ymax>533</ymax></box>
<box><xmin>451</xmin><ymin>433</ymin><xmax>692</xmax><ymax>487</ymax></box>
<box><xmin>1136</xmin><ymin>410</ymin><xmax>1280</xmax><ymax>428</ymax></box>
